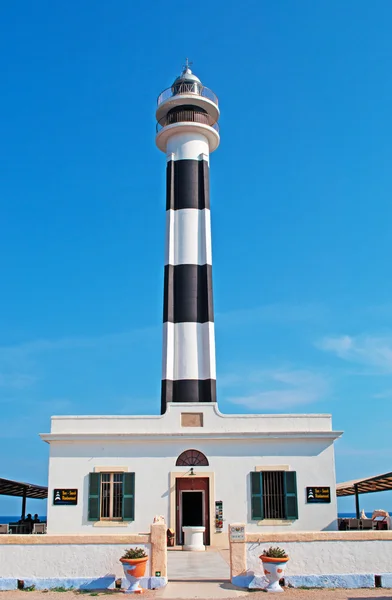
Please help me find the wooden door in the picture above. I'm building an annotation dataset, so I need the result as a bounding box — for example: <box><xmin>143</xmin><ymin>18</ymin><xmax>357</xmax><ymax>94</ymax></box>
<box><xmin>175</xmin><ymin>477</ymin><xmax>210</xmax><ymax>545</ymax></box>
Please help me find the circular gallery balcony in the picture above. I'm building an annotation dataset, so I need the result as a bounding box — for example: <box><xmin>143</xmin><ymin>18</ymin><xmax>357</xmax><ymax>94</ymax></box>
<box><xmin>155</xmin><ymin>106</ymin><xmax>220</xmax><ymax>153</ymax></box>
<box><xmin>156</xmin><ymin>82</ymin><xmax>219</xmax><ymax>127</ymax></box>
<box><xmin>156</xmin><ymin>107</ymin><xmax>219</xmax><ymax>134</ymax></box>
<box><xmin>157</xmin><ymin>83</ymin><xmax>219</xmax><ymax>108</ymax></box>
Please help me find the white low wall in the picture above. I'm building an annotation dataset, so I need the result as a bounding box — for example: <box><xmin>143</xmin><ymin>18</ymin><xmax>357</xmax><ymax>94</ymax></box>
<box><xmin>0</xmin><ymin>542</ymin><xmax>151</xmax><ymax>579</ymax></box>
<box><xmin>247</xmin><ymin>540</ymin><xmax>391</xmax><ymax>575</ymax></box>
<box><xmin>229</xmin><ymin>528</ymin><xmax>392</xmax><ymax>589</ymax></box>
<box><xmin>0</xmin><ymin>525</ymin><xmax>168</xmax><ymax>591</ymax></box>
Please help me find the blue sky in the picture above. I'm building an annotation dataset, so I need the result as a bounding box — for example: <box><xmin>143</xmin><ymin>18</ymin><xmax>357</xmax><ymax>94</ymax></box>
<box><xmin>1</xmin><ymin>0</ymin><xmax>392</xmax><ymax>515</ymax></box>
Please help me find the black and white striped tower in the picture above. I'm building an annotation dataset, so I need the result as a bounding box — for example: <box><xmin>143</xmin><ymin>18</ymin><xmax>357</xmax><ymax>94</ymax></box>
<box><xmin>156</xmin><ymin>62</ymin><xmax>220</xmax><ymax>414</ymax></box>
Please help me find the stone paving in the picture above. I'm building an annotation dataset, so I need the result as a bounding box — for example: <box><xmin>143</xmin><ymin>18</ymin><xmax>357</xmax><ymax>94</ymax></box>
<box><xmin>157</xmin><ymin>581</ymin><xmax>247</xmax><ymax>598</ymax></box>
<box><xmin>157</xmin><ymin>587</ymin><xmax>392</xmax><ymax>599</ymax></box>
<box><xmin>167</xmin><ymin>549</ymin><xmax>230</xmax><ymax>581</ymax></box>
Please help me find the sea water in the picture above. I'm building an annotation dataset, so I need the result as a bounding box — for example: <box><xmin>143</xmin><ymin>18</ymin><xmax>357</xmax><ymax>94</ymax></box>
<box><xmin>0</xmin><ymin>516</ymin><xmax>46</xmax><ymax>524</ymax></box>
<box><xmin>1</xmin><ymin>513</ymin><xmax>390</xmax><ymax>524</ymax></box>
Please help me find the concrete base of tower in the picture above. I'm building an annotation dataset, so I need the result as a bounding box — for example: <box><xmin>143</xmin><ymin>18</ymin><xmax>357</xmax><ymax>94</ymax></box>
<box><xmin>161</xmin><ymin>379</ymin><xmax>216</xmax><ymax>413</ymax></box>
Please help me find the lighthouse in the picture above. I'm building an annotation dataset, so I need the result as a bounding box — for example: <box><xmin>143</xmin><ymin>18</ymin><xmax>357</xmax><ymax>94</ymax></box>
<box><xmin>156</xmin><ymin>62</ymin><xmax>220</xmax><ymax>414</ymax></box>
<box><xmin>42</xmin><ymin>64</ymin><xmax>341</xmax><ymax>546</ymax></box>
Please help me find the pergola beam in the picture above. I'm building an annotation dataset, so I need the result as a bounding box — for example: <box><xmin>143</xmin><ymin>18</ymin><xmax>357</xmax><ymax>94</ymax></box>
<box><xmin>336</xmin><ymin>471</ymin><xmax>392</xmax><ymax>511</ymax></box>
<box><xmin>0</xmin><ymin>477</ymin><xmax>48</xmax><ymax>500</ymax></box>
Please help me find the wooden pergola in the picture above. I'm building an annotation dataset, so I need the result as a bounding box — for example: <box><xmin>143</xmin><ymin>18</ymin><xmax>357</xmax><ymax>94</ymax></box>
<box><xmin>336</xmin><ymin>472</ymin><xmax>392</xmax><ymax>518</ymax></box>
<box><xmin>0</xmin><ymin>477</ymin><xmax>48</xmax><ymax>520</ymax></box>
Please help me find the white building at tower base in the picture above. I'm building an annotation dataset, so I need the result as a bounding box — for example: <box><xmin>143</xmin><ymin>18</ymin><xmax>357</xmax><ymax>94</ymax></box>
<box><xmin>41</xmin><ymin>402</ymin><xmax>341</xmax><ymax>543</ymax></box>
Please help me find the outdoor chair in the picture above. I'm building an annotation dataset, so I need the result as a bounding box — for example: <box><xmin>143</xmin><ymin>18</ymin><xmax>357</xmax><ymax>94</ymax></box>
<box><xmin>0</xmin><ymin>524</ymin><xmax>9</xmax><ymax>534</ymax></box>
<box><xmin>360</xmin><ymin>518</ymin><xmax>373</xmax><ymax>530</ymax></box>
<box><xmin>32</xmin><ymin>523</ymin><xmax>46</xmax><ymax>534</ymax></box>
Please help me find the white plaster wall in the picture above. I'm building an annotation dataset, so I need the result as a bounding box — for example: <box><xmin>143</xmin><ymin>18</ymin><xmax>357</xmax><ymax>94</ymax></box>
<box><xmin>0</xmin><ymin>544</ymin><xmax>150</xmax><ymax>579</ymax></box>
<box><xmin>46</xmin><ymin>437</ymin><xmax>337</xmax><ymax>535</ymax></box>
<box><xmin>47</xmin><ymin>404</ymin><xmax>334</xmax><ymax>435</ymax></box>
<box><xmin>246</xmin><ymin>540</ymin><xmax>392</xmax><ymax>575</ymax></box>
<box><xmin>166</xmin><ymin>132</ymin><xmax>209</xmax><ymax>161</ymax></box>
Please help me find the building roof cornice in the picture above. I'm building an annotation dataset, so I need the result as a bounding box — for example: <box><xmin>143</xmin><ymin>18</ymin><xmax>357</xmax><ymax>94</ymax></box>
<box><xmin>40</xmin><ymin>431</ymin><xmax>343</xmax><ymax>444</ymax></box>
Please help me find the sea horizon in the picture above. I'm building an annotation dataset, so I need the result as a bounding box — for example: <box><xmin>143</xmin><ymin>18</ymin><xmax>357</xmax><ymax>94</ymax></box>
<box><xmin>0</xmin><ymin>516</ymin><xmax>47</xmax><ymax>524</ymax></box>
<box><xmin>1</xmin><ymin>511</ymin><xmax>390</xmax><ymax>525</ymax></box>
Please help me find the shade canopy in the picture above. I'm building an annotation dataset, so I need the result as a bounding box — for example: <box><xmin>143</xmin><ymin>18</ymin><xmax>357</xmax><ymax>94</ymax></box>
<box><xmin>0</xmin><ymin>477</ymin><xmax>48</xmax><ymax>499</ymax></box>
<box><xmin>336</xmin><ymin>472</ymin><xmax>392</xmax><ymax>497</ymax></box>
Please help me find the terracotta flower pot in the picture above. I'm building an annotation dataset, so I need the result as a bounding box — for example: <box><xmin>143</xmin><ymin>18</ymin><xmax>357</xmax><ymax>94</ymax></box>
<box><xmin>260</xmin><ymin>555</ymin><xmax>289</xmax><ymax>593</ymax></box>
<box><xmin>120</xmin><ymin>557</ymin><xmax>148</xmax><ymax>594</ymax></box>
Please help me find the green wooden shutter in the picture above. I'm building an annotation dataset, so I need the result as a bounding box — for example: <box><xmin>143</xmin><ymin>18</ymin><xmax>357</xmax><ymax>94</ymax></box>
<box><xmin>283</xmin><ymin>471</ymin><xmax>298</xmax><ymax>520</ymax></box>
<box><xmin>123</xmin><ymin>472</ymin><xmax>135</xmax><ymax>521</ymax></box>
<box><xmin>250</xmin><ymin>472</ymin><xmax>264</xmax><ymax>520</ymax></box>
<box><xmin>88</xmin><ymin>472</ymin><xmax>101</xmax><ymax>521</ymax></box>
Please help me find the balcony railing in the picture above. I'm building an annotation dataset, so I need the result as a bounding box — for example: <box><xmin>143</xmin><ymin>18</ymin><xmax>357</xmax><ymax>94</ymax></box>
<box><xmin>157</xmin><ymin>83</ymin><xmax>218</xmax><ymax>107</ymax></box>
<box><xmin>156</xmin><ymin>108</ymin><xmax>219</xmax><ymax>134</ymax></box>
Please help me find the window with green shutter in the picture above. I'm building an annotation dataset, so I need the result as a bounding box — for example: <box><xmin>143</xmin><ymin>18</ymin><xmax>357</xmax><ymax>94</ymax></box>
<box><xmin>250</xmin><ymin>471</ymin><xmax>264</xmax><ymax>520</ymax></box>
<box><xmin>88</xmin><ymin>472</ymin><xmax>101</xmax><ymax>521</ymax></box>
<box><xmin>250</xmin><ymin>470</ymin><xmax>298</xmax><ymax>521</ymax></box>
<box><xmin>87</xmin><ymin>471</ymin><xmax>135</xmax><ymax>522</ymax></box>
<box><xmin>123</xmin><ymin>472</ymin><xmax>135</xmax><ymax>521</ymax></box>
<box><xmin>283</xmin><ymin>471</ymin><xmax>298</xmax><ymax>520</ymax></box>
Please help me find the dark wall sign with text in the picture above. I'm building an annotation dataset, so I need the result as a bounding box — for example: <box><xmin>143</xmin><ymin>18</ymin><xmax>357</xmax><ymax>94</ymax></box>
<box><xmin>306</xmin><ymin>487</ymin><xmax>331</xmax><ymax>503</ymax></box>
<box><xmin>53</xmin><ymin>489</ymin><xmax>78</xmax><ymax>505</ymax></box>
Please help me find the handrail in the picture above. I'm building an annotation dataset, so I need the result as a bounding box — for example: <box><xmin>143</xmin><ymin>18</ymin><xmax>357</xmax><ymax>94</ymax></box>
<box><xmin>157</xmin><ymin>84</ymin><xmax>218</xmax><ymax>107</ymax></box>
<box><xmin>156</xmin><ymin>108</ymin><xmax>219</xmax><ymax>134</ymax></box>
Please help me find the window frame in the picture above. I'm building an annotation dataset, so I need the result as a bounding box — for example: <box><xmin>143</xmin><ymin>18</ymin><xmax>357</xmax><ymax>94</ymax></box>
<box><xmin>176</xmin><ymin>449</ymin><xmax>209</xmax><ymax>467</ymax></box>
<box><xmin>100</xmin><ymin>472</ymin><xmax>124</xmax><ymax>521</ymax></box>
<box><xmin>250</xmin><ymin>470</ymin><xmax>298</xmax><ymax>522</ymax></box>
<box><xmin>262</xmin><ymin>470</ymin><xmax>285</xmax><ymax>520</ymax></box>
<box><xmin>88</xmin><ymin>471</ymin><xmax>135</xmax><ymax>523</ymax></box>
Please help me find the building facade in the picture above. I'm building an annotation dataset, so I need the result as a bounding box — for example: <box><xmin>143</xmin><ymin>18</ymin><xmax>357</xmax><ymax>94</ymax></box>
<box><xmin>42</xmin><ymin>404</ymin><xmax>341</xmax><ymax>543</ymax></box>
<box><xmin>42</xmin><ymin>66</ymin><xmax>342</xmax><ymax>542</ymax></box>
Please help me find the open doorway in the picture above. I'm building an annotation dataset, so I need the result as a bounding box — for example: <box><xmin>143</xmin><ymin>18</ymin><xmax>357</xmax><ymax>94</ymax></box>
<box><xmin>175</xmin><ymin>477</ymin><xmax>210</xmax><ymax>545</ymax></box>
<box><xmin>181</xmin><ymin>491</ymin><xmax>203</xmax><ymax>527</ymax></box>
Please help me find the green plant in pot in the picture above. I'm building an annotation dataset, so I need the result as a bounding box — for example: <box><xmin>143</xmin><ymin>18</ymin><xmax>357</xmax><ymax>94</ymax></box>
<box><xmin>120</xmin><ymin>547</ymin><xmax>149</xmax><ymax>594</ymax></box>
<box><xmin>259</xmin><ymin>546</ymin><xmax>289</xmax><ymax>593</ymax></box>
<box><xmin>122</xmin><ymin>548</ymin><xmax>148</xmax><ymax>560</ymax></box>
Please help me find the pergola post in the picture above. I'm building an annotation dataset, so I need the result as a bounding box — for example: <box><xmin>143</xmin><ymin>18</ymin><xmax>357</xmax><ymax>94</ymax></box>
<box><xmin>354</xmin><ymin>484</ymin><xmax>360</xmax><ymax>519</ymax></box>
<box><xmin>21</xmin><ymin>487</ymin><xmax>27</xmax><ymax>520</ymax></box>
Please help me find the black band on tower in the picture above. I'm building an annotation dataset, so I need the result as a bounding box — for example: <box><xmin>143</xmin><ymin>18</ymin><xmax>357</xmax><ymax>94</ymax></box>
<box><xmin>166</xmin><ymin>159</ymin><xmax>210</xmax><ymax>210</ymax></box>
<box><xmin>161</xmin><ymin>379</ymin><xmax>217</xmax><ymax>414</ymax></box>
<box><xmin>163</xmin><ymin>264</ymin><xmax>214</xmax><ymax>324</ymax></box>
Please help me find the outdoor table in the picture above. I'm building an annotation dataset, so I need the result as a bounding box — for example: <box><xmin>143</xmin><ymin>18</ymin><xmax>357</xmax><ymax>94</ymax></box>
<box><xmin>8</xmin><ymin>523</ymin><xmax>32</xmax><ymax>534</ymax></box>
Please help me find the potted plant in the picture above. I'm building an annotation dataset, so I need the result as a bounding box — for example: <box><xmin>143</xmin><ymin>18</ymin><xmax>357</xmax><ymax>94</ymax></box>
<box><xmin>259</xmin><ymin>546</ymin><xmax>289</xmax><ymax>593</ymax></box>
<box><xmin>120</xmin><ymin>547</ymin><xmax>149</xmax><ymax>594</ymax></box>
